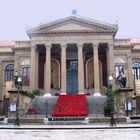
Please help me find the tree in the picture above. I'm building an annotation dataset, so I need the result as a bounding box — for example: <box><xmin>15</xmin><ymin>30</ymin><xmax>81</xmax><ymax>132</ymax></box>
<box><xmin>104</xmin><ymin>85</ymin><xmax>119</xmax><ymax>117</ymax></box>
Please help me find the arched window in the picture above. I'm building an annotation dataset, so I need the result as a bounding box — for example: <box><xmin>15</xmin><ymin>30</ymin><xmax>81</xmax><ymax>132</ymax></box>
<box><xmin>132</xmin><ymin>62</ymin><xmax>140</xmax><ymax>79</ymax></box>
<box><xmin>5</xmin><ymin>64</ymin><xmax>14</xmax><ymax>81</ymax></box>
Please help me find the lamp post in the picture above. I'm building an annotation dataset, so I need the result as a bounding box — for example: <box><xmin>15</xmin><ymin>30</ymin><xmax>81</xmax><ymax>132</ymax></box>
<box><xmin>14</xmin><ymin>76</ymin><xmax>22</xmax><ymax>126</ymax></box>
<box><xmin>108</xmin><ymin>74</ymin><xmax>116</xmax><ymax>126</ymax></box>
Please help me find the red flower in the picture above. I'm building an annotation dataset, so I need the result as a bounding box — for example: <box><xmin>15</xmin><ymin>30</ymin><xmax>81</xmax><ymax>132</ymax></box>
<box><xmin>52</xmin><ymin>94</ymin><xmax>88</xmax><ymax>117</ymax></box>
<box><xmin>28</xmin><ymin>107</ymin><xmax>36</xmax><ymax>114</ymax></box>
<box><xmin>55</xmin><ymin>93</ymin><xmax>60</xmax><ymax>96</ymax></box>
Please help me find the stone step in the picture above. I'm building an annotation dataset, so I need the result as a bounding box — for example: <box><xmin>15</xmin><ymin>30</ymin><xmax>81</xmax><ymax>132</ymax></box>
<box><xmin>47</xmin><ymin>121</ymin><xmax>86</xmax><ymax>125</ymax></box>
<box><xmin>44</xmin><ymin>117</ymin><xmax>89</xmax><ymax>125</ymax></box>
<box><xmin>86</xmin><ymin>96</ymin><xmax>106</xmax><ymax>115</ymax></box>
<box><xmin>27</xmin><ymin>95</ymin><xmax>107</xmax><ymax>117</ymax></box>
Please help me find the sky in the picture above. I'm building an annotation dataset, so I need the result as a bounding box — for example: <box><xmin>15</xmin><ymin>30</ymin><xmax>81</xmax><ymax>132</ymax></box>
<box><xmin>0</xmin><ymin>0</ymin><xmax>140</xmax><ymax>41</ymax></box>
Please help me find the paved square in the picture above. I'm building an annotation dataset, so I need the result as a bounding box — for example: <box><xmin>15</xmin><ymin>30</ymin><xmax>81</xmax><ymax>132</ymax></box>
<box><xmin>0</xmin><ymin>129</ymin><xmax>140</xmax><ymax>140</ymax></box>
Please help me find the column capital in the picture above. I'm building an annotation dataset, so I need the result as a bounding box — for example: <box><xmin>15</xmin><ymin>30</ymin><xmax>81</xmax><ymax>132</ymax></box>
<box><xmin>108</xmin><ymin>43</ymin><xmax>114</xmax><ymax>47</ymax></box>
<box><xmin>107</xmin><ymin>44</ymin><xmax>114</xmax><ymax>50</ymax></box>
<box><xmin>61</xmin><ymin>43</ymin><xmax>67</xmax><ymax>48</ymax></box>
<box><xmin>92</xmin><ymin>43</ymin><xmax>99</xmax><ymax>48</ymax></box>
<box><xmin>77</xmin><ymin>43</ymin><xmax>83</xmax><ymax>48</ymax></box>
<box><xmin>31</xmin><ymin>45</ymin><xmax>37</xmax><ymax>49</ymax></box>
<box><xmin>127</xmin><ymin>52</ymin><xmax>132</xmax><ymax>57</ymax></box>
<box><xmin>45</xmin><ymin>43</ymin><xmax>52</xmax><ymax>49</ymax></box>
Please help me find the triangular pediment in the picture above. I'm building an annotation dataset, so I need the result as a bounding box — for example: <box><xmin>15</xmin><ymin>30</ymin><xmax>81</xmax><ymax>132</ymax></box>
<box><xmin>50</xmin><ymin>23</ymin><xmax>93</xmax><ymax>31</ymax></box>
<box><xmin>26</xmin><ymin>16</ymin><xmax>118</xmax><ymax>37</ymax></box>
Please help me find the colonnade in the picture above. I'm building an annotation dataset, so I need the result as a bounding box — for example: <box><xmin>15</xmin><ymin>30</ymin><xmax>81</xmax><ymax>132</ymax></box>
<box><xmin>30</xmin><ymin>43</ymin><xmax>114</xmax><ymax>94</ymax></box>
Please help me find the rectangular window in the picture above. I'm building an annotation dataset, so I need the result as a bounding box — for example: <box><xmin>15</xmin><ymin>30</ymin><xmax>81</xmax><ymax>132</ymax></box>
<box><xmin>22</xmin><ymin>67</ymin><xmax>30</xmax><ymax>86</ymax></box>
<box><xmin>115</xmin><ymin>65</ymin><xmax>124</xmax><ymax>77</ymax></box>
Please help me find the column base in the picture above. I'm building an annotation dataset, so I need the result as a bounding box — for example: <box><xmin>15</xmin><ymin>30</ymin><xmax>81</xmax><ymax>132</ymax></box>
<box><xmin>60</xmin><ymin>93</ymin><xmax>67</xmax><ymax>95</ymax></box>
<box><xmin>43</xmin><ymin>93</ymin><xmax>51</xmax><ymax>97</ymax></box>
<box><xmin>78</xmin><ymin>92</ymin><xmax>85</xmax><ymax>94</ymax></box>
<box><xmin>93</xmin><ymin>92</ymin><xmax>102</xmax><ymax>96</ymax></box>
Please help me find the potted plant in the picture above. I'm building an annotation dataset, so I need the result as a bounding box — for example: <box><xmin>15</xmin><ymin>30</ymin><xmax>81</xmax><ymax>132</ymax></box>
<box><xmin>54</xmin><ymin>87</ymin><xmax>60</xmax><ymax>96</ymax></box>
<box><xmin>103</xmin><ymin>86</ymin><xmax>120</xmax><ymax>117</ymax></box>
<box><xmin>27</xmin><ymin>88</ymin><xmax>40</xmax><ymax>99</ymax></box>
<box><xmin>85</xmin><ymin>87</ymin><xmax>91</xmax><ymax>95</ymax></box>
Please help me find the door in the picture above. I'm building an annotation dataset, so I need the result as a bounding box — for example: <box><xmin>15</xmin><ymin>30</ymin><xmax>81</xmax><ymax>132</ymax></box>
<box><xmin>66</xmin><ymin>60</ymin><xmax>78</xmax><ymax>93</ymax></box>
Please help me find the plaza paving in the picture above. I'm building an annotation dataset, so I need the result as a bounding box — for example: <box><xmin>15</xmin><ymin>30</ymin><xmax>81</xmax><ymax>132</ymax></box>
<box><xmin>0</xmin><ymin>123</ymin><xmax>140</xmax><ymax>140</ymax></box>
<box><xmin>0</xmin><ymin>127</ymin><xmax>140</xmax><ymax>140</ymax></box>
<box><xmin>0</xmin><ymin>123</ymin><xmax>140</xmax><ymax>129</ymax></box>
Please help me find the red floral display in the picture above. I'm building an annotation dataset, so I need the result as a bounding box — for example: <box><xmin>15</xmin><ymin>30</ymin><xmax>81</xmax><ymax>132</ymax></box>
<box><xmin>52</xmin><ymin>94</ymin><xmax>88</xmax><ymax>117</ymax></box>
<box><xmin>85</xmin><ymin>92</ymin><xmax>90</xmax><ymax>96</ymax></box>
<box><xmin>54</xmin><ymin>93</ymin><xmax>60</xmax><ymax>96</ymax></box>
<box><xmin>28</xmin><ymin>107</ymin><xmax>36</xmax><ymax>114</ymax></box>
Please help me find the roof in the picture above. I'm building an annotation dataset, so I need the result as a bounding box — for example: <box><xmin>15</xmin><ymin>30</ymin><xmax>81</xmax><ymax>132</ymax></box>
<box><xmin>0</xmin><ymin>41</ymin><xmax>15</xmax><ymax>46</ymax></box>
<box><xmin>130</xmin><ymin>38</ymin><xmax>140</xmax><ymax>44</ymax></box>
<box><xmin>0</xmin><ymin>48</ymin><xmax>13</xmax><ymax>53</ymax></box>
<box><xmin>26</xmin><ymin>16</ymin><xmax>118</xmax><ymax>38</ymax></box>
<box><xmin>133</xmin><ymin>45</ymin><xmax>140</xmax><ymax>50</ymax></box>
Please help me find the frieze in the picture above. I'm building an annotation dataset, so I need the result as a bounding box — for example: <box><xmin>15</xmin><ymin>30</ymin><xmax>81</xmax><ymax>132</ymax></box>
<box><xmin>31</xmin><ymin>34</ymin><xmax>113</xmax><ymax>41</ymax></box>
<box><xmin>31</xmin><ymin>36</ymin><xmax>113</xmax><ymax>46</ymax></box>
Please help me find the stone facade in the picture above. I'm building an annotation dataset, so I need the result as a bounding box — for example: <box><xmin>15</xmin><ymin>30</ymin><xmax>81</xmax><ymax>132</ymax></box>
<box><xmin>0</xmin><ymin>16</ymin><xmax>140</xmax><ymax>115</ymax></box>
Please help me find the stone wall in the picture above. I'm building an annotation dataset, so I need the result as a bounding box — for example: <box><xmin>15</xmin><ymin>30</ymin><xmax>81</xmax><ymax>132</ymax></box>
<box><xmin>8</xmin><ymin>89</ymin><xmax>32</xmax><ymax>117</ymax></box>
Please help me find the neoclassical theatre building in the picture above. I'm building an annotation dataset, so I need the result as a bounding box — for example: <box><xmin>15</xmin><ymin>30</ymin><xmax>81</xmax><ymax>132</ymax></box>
<box><xmin>0</xmin><ymin>16</ymin><xmax>140</xmax><ymax>99</ymax></box>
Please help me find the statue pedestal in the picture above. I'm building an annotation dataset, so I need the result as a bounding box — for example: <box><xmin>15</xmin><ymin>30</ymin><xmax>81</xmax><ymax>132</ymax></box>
<box><xmin>115</xmin><ymin>87</ymin><xmax>134</xmax><ymax>117</ymax></box>
<box><xmin>7</xmin><ymin>88</ymin><xmax>32</xmax><ymax>117</ymax></box>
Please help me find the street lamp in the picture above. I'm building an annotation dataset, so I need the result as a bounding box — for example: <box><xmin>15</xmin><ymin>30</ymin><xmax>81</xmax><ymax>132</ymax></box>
<box><xmin>14</xmin><ymin>76</ymin><xmax>22</xmax><ymax>126</ymax></box>
<box><xmin>108</xmin><ymin>74</ymin><xmax>116</xmax><ymax>126</ymax></box>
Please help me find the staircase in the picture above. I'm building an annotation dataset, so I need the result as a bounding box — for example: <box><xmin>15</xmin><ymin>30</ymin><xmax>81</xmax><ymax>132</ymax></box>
<box><xmin>27</xmin><ymin>94</ymin><xmax>106</xmax><ymax>118</ymax></box>
<box><xmin>52</xmin><ymin>94</ymin><xmax>88</xmax><ymax>117</ymax></box>
<box><xmin>86</xmin><ymin>96</ymin><xmax>106</xmax><ymax>116</ymax></box>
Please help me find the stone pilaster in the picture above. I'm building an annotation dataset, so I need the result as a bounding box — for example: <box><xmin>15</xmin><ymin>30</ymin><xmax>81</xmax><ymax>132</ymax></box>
<box><xmin>30</xmin><ymin>46</ymin><xmax>37</xmax><ymax>89</ymax></box>
<box><xmin>93</xmin><ymin>44</ymin><xmax>101</xmax><ymax>96</ymax></box>
<box><xmin>107</xmin><ymin>45</ymin><xmax>114</xmax><ymax>85</ymax></box>
<box><xmin>61</xmin><ymin>44</ymin><xmax>67</xmax><ymax>93</ymax></box>
<box><xmin>78</xmin><ymin>43</ymin><xmax>84</xmax><ymax>93</ymax></box>
<box><xmin>35</xmin><ymin>49</ymin><xmax>39</xmax><ymax>88</ymax></box>
<box><xmin>0</xmin><ymin>60</ymin><xmax>3</xmax><ymax>100</ymax></box>
<box><xmin>14</xmin><ymin>56</ymin><xmax>19</xmax><ymax>72</ymax></box>
<box><xmin>45</xmin><ymin>44</ymin><xmax>51</xmax><ymax>93</ymax></box>
<box><xmin>127</xmin><ymin>52</ymin><xmax>133</xmax><ymax>88</ymax></box>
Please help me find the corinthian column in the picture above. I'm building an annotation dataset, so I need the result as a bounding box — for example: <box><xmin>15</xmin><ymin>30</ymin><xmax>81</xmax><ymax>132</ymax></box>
<box><xmin>45</xmin><ymin>44</ymin><xmax>51</xmax><ymax>93</ymax></box>
<box><xmin>30</xmin><ymin>45</ymin><xmax>37</xmax><ymax>89</ymax></box>
<box><xmin>78</xmin><ymin>43</ymin><xmax>84</xmax><ymax>93</ymax></box>
<box><xmin>61</xmin><ymin>44</ymin><xmax>66</xmax><ymax>94</ymax></box>
<box><xmin>107</xmin><ymin>45</ymin><xmax>114</xmax><ymax>85</ymax></box>
<box><xmin>35</xmin><ymin>49</ymin><xmax>39</xmax><ymax>87</ymax></box>
<box><xmin>93</xmin><ymin>44</ymin><xmax>101</xmax><ymax>96</ymax></box>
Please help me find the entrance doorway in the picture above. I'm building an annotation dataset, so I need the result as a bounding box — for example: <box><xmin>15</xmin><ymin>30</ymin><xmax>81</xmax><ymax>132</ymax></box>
<box><xmin>66</xmin><ymin>60</ymin><xmax>78</xmax><ymax>93</ymax></box>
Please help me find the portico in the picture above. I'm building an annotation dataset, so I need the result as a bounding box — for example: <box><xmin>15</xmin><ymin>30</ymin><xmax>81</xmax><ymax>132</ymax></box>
<box><xmin>29</xmin><ymin>43</ymin><xmax>115</xmax><ymax>94</ymax></box>
<box><xmin>27</xmin><ymin>16</ymin><xmax>118</xmax><ymax>94</ymax></box>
